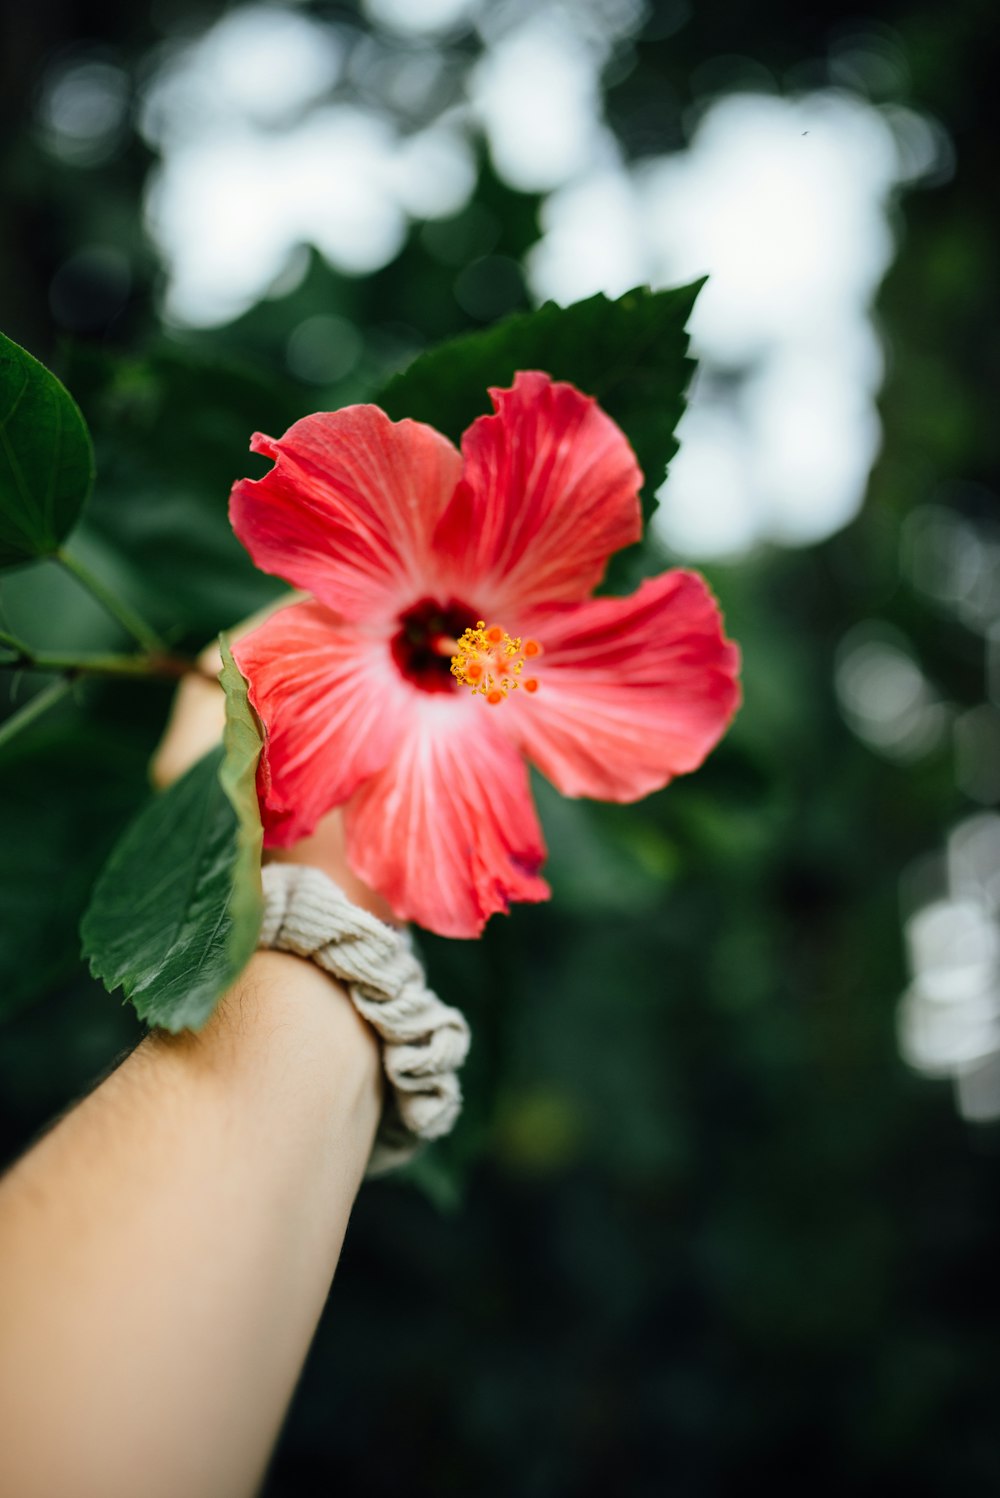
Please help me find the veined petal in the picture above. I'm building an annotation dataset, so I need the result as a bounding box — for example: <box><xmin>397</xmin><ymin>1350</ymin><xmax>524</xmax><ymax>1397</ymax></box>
<box><xmin>233</xmin><ymin>599</ymin><xmax>413</xmax><ymax>847</ymax></box>
<box><xmin>344</xmin><ymin>703</ymin><xmax>550</xmax><ymax>938</ymax></box>
<box><xmin>230</xmin><ymin>406</ymin><xmax>462</xmax><ymax>623</ymax></box>
<box><xmin>433</xmin><ymin>372</ymin><xmax>643</xmax><ymax>616</ymax></box>
<box><xmin>502</xmin><ymin>571</ymin><xmax>740</xmax><ymax>801</ymax></box>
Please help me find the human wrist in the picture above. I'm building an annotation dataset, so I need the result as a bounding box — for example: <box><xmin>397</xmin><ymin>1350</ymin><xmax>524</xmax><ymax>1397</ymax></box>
<box><xmin>257</xmin><ymin>864</ymin><xmax>471</xmax><ymax>1172</ymax></box>
<box><xmin>145</xmin><ymin>950</ymin><xmax>383</xmax><ymax>1139</ymax></box>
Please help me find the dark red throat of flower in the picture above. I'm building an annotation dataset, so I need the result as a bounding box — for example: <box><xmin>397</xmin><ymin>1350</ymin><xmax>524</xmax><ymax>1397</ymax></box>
<box><xmin>391</xmin><ymin>597</ymin><xmax>478</xmax><ymax>694</ymax></box>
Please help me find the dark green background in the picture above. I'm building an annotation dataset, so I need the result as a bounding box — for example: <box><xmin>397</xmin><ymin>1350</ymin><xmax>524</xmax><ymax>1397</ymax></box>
<box><xmin>1</xmin><ymin>2</ymin><xmax>998</xmax><ymax>1493</ymax></box>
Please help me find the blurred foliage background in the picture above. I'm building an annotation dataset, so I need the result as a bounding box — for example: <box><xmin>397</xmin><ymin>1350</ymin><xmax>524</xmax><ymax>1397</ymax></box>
<box><xmin>1</xmin><ymin>0</ymin><xmax>999</xmax><ymax>1493</ymax></box>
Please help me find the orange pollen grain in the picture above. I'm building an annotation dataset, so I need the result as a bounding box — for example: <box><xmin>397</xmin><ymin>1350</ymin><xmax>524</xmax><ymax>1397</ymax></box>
<box><xmin>449</xmin><ymin>619</ymin><xmax>543</xmax><ymax>704</ymax></box>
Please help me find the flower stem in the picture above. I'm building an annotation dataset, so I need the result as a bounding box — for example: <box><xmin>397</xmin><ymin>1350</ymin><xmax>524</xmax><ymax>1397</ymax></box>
<box><xmin>0</xmin><ymin>641</ymin><xmax>196</xmax><ymax>681</ymax></box>
<box><xmin>0</xmin><ymin>678</ymin><xmax>74</xmax><ymax>752</ymax></box>
<box><xmin>56</xmin><ymin>547</ymin><xmax>166</xmax><ymax>653</ymax></box>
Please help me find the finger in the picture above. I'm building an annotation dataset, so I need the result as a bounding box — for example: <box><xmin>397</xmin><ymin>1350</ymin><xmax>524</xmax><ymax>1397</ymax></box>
<box><xmin>150</xmin><ymin>599</ymin><xmax>296</xmax><ymax>790</ymax></box>
<box><xmin>150</xmin><ymin>655</ymin><xmax>225</xmax><ymax>790</ymax></box>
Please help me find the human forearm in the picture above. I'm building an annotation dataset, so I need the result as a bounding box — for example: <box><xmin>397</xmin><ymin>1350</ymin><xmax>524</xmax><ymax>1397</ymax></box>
<box><xmin>0</xmin><ymin>950</ymin><xmax>382</xmax><ymax>1498</ymax></box>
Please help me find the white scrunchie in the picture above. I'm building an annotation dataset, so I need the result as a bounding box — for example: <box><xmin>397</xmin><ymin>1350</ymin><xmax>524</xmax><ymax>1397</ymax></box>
<box><xmin>258</xmin><ymin>862</ymin><xmax>470</xmax><ymax>1175</ymax></box>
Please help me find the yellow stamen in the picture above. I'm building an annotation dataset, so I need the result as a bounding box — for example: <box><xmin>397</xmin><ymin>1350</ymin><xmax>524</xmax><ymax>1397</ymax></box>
<box><xmin>450</xmin><ymin>620</ymin><xmax>542</xmax><ymax>702</ymax></box>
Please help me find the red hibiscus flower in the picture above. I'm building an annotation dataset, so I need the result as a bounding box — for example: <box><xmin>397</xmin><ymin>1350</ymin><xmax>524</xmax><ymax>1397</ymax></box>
<box><xmin>230</xmin><ymin>371</ymin><xmax>740</xmax><ymax>938</ymax></box>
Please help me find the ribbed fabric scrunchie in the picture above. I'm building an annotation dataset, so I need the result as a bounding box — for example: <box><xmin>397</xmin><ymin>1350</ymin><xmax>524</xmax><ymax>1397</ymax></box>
<box><xmin>258</xmin><ymin>863</ymin><xmax>470</xmax><ymax>1175</ymax></box>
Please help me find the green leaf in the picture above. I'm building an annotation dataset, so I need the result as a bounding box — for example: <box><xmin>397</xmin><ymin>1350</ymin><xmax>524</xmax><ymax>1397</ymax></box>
<box><xmin>377</xmin><ymin>282</ymin><xmax>704</xmax><ymax>518</ymax></box>
<box><xmin>80</xmin><ymin>647</ymin><xmax>264</xmax><ymax>1031</ymax></box>
<box><xmin>0</xmin><ymin>331</ymin><xmax>95</xmax><ymax>567</ymax></box>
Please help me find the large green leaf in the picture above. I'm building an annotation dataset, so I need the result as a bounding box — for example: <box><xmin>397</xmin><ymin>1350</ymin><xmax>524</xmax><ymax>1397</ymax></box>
<box><xmin>80</xmin><ymin>642</ymin><xmax>264</xmax><ymax>1031</ymax></box>
<box><xmin>0</xmin><ymin>331</ymin><xmax>95</xmax><ymax>567</ymax></box>
<box><xmin>378</xmin><ymin>282</ymin><xmax>704</xmax><ymax>517</ymax></box>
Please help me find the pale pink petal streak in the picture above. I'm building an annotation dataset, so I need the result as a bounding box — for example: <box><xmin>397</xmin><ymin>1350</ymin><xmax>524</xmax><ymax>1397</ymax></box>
<box><xmin>230</xmin><ymin>406</ymin><xmax>463</xmax><ymax>623</ymax></box>
<box><xmin>433</xmin><ymin>372</ymin><xmax>643</xmax><ymax>615</ymax></box>
<box><xmin>503</xmin><ymin>571</ymin><xmax>741</xmax><ymax>801</ymax></box>
<box><xmin>344</xmin><ymin>705</ymin><xmax>550</xmax><ymax>937</ymax></box>
<box><xmin>233</xmin><ymin>599</ymin><xmax>414</xmax><ymax>847</ymax></box>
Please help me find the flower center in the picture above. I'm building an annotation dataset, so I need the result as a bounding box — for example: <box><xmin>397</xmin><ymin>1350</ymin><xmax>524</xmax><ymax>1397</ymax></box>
<box><xmin>391</xmin><ymin>597</ymin><xmax>478</xmax><ymax>694</ymax></box>
<box><xmin>450</xmin><ymin>621</ymin><xmax>542</xmax><ymax>705</ymax></box>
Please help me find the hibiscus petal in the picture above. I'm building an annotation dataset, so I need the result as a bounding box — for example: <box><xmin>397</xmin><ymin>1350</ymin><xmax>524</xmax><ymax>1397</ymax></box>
<box><xmin>344</xmin><ymin>704</ymin><xmax>550</xmax><ymax>938</ymax></box>
<box><xmin>503</xmin><ymin>571</ymin><xmax>741</xmax><ymax>801</ymax></box>
<box><xmin>232</xmin><ymin>599</ymin><xmax>414</xmax><ymax>847</ymax></box>
<box><xmin>433</xmin><ymin>371</ymin><xmax>643</xmax><ymax>615</ymax></box>
<box><xmin>230</xmin><ymin>406</ymin><xmax>463</xmax><ymax>623</ymax></box>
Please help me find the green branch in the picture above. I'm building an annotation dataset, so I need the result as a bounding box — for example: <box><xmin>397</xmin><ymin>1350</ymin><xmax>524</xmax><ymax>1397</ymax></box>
<box><xmin>0</xmin><ymin>633</ymin><xmax>196</xmax><ymax>681</ymax></box>
<box><xmin>56</xmin><ymin>547</ymin><xmax>166</xmax><ymax>652</ymax></box>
